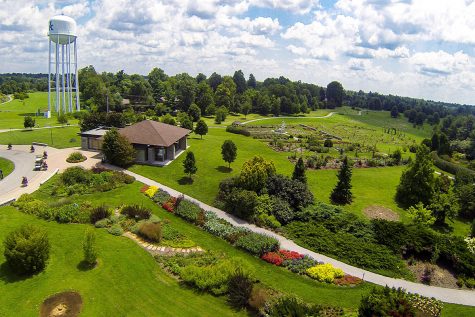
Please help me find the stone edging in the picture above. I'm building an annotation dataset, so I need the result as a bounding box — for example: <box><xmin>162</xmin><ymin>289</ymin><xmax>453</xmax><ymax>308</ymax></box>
<box><xmin>123</xmin><ymin>231</ymin><xmax>204</xmax><ymax>255</ymax></box>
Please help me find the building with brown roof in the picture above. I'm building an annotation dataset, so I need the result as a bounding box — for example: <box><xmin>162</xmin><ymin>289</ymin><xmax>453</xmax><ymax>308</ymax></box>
<box><xmin>79</xmin><ymin>120</ymin><xmax>191</xmax><ymax>165</ymax></box>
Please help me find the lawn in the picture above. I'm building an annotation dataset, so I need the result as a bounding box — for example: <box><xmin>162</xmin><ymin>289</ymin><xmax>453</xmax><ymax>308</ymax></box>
<box><xmin>0</xmin><ymin>157</ymin><xmax>14</xmax><ymax>178</ymax></box>
<box><xmin>0</xmin><ymin>92</ymin><xmax>78</xmax><ymax>129</ymax></box>
<box><xmin>0</xmin><ymin>126</ymin><xmax>80</xmax><ymax>148</ymax></box>
<box><xmin>28</xmin><ymin>179</ymin><xmax>374</xmax><ymax>314</ymax></box>
<box><xmin>3</xmin><ymin>173</ymin><xmax>474</xmax><ymax>316</ymax></box>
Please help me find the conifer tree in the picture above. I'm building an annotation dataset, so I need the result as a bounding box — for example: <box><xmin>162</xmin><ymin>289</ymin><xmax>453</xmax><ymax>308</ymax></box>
<box><xmin>183</xmin><ymin>151</ymin><xmax>197</xmax><ymax>179</ymax></box>
<box><xmin>330</xmin><ymin>156</ymin><xmax>353</xmax><ymax>205</ymax></box>
<box><xmin>292</xmin><ymin>157</ymin><xmax>307</xmax><ymax>184</ymax></box>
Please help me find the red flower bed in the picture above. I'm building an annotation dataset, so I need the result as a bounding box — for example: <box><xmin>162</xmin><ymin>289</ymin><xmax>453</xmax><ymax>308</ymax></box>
<box><xmin>162</xmin><ymin>197</ymin><xmax>177</xmax><ymax>213</ymax></box>
<box><xmin>333</xmin><ymin>275</ymin><xmax>363</xmax><ymax>286</ymax></box>
<box><xmin>140</xmin><ymin>185</ymin><xmax>150</xmax><ymax>193</ymax></box>
<box><xmin>279</xmin><ymin>250</ymin><xmax>304</xmax><ymax>260</ymax></box>
<box><xmin>261</xmin><ymin>252</ymin><xmax>284</xmax><ymax>266</ymax></box>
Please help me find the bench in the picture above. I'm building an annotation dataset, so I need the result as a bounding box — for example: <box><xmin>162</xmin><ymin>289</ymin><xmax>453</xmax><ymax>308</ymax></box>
<box><xmin>32</xmin><ymin>142</ymin><xmax>48</xmax><ymax>147</ymax></box>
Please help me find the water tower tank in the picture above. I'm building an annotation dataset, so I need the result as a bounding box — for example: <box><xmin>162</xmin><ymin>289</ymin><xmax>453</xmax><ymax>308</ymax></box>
<box><xmin>48</xmin><ymin>15</ymin><xmax>77</xmax><ymax>44</ymax></box>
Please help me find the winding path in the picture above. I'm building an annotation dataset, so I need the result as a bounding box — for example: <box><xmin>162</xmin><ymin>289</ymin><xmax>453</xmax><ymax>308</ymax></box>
<box><xmin>241</xmin><ymin>111</ymin><xmax>336</xmax><ymax>125</ymax></box>
<box><xmin>0</xmin><ymin>95</ymin><xmax>12</xmax><ymax>105</ymax></box>
<box><xmin>121</xmin><ymin>169</ymin><xmax>475</xmax><ymax>306</ymax></box>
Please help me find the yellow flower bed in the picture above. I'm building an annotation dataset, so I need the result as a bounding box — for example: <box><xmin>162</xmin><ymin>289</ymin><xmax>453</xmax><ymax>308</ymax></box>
<box><xmin>144</xmin><ymin>185</ymin><xmax>158</xmax><ymax>198</ymax></box>
<box><xmin>306</xmin><ymin>263</ymin><xmax>344</xmax><ymax>283</ymax></box>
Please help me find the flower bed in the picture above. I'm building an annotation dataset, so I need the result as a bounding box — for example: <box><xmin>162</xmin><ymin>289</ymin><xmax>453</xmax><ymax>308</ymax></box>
<box><xmin>144</xmin><ymin>185</ymin><xmax>158</xmax><ymax>198</ymax></box>
<box><xmin>141</xmin><ymin>186</ymin><xmax>362</xmax><ymax>286</ymax></box>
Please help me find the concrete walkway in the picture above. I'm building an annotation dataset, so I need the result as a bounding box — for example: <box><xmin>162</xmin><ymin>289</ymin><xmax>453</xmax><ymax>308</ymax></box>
<box><xmin>241</xmin><ymin>112</ymin><xmax>336</xmax><ymax>125</ymax></box>
<box><xmin>0</xmin><ymin>124</ymin><xmax>79</xmax><ymax>134</ymax></box>
<box><xmin>119</xmin><ymin>169</ymin><xmax>475</xmax><ymax>306</ymax></box>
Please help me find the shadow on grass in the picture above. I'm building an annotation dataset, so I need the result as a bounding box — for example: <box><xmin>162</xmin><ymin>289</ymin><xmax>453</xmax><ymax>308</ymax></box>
<box><xmin>0</xmin><ymin>262</ymin><xmax>34</xmax><ymax>283</ymax></box>
<box><xmin>178</xmin><ymin>177</ymin><xmax>194</xmax><ymax>185</ymax></box>
<box><xmin>76</xmin><ymin>260</ymin><xmax>97</xmax><ymax>272</ymax></box>
<box><xmin>215</xmin><ymin>166</ymin><xmax>232</xmax><ymax>173</ymax></box>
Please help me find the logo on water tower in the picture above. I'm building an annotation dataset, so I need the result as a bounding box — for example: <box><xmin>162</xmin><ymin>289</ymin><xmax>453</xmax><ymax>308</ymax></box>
<box><xmin>49</xmin><ymin>21</ymin><xmax>53</xmax><ymax>31</ymax></box>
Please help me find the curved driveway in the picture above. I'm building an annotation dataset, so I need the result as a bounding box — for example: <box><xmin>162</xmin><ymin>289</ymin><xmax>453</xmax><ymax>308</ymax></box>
<box><xmin>241</xmin><ymin>111</ymin><xmax>336</xmax><ymax>125</ymax></box>
<box><xmin>0</xmin><ymin>148</ymin><xmax>38</xmax><ymax>197</ymax></box>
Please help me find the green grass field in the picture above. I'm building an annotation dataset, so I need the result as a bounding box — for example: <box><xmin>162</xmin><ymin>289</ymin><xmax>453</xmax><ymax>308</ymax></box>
<box><xmin>0</xmin><ymin>92</ymin><xmax>78</xmax><ymax>129</ymax></box>
<box><xmin>0</xmin><ymin>157</ymin><xmax>14</xmax><ymax>179</ymax></box>
<box><xmin>0</xmin><ymin>126</ymin><xmax>80</xmax><ymax>148</ymax></box>
<box><xmin>1</xmin><ymin>170</ymin><xmax>473</xmax><ymax>316</ymax></box>
<box><xmin>7</xmin><ymin>179</ymin><xmax>374</xmax><ymax>315</ymax></box>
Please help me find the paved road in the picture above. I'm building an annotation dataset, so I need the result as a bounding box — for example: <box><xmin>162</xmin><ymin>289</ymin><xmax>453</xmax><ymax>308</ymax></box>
<box><xmin>119</xmin><ymin>168</ymin><xmax>475</xmax><ymax>306</ymax></box>
<box><xmin>241</xmin><ymin>112</ymin><xmax>336</xmax><ymax>125</ymax></box>
<box><xmin>0</xmin><ymin>148</ymin><xmax>39</xmax><ymax>197</ymax></box>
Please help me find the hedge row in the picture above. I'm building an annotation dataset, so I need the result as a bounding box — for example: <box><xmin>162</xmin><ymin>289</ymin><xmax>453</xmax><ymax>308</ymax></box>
<box><xmin>431</xmin><ymin>151</ymin><xmax>475</xmax><ymax>177</ymax></box>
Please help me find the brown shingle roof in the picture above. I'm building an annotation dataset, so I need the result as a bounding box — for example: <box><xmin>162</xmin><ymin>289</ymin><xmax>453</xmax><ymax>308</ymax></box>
<box><xmin>119</xmin><ymin>120</ymin><xmax>190</xmax><ymax>147</ymax></box>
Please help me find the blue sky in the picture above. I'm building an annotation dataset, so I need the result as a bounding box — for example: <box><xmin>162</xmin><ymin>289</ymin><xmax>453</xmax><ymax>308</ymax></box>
<box><xmin>1</xmin><ymin>0</ymin><xmax>475</xmax><ymax>105</ymax></box>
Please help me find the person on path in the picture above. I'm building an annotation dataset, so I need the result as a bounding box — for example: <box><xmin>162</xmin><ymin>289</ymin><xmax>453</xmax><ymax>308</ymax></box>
<box><xmin>0</xmin><ymin>169</ymin><xmax>3</xmax><ymax>180</ymax></box>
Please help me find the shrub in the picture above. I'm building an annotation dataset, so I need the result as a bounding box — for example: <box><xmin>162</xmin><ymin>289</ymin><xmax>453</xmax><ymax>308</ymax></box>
<box><xmin>179</xmin><ymin>258</ymin><xmax>238</xmax><ymax>295</ymax></box>
<box><xmin>226</xmin><ymin>125</ymin><xmax>251</xmax><ymax>137</ymax></box>
<box><xmin>261</xmin><ymin>252</ymin><xmax>284</xmax><ymax>266</ymax></box>
<box><xmin>224</xmin><ymin>188</ymin><xmax>259</xmax><ymax>220</ymax></box>
<box><xmin>144</xmin><ymin>185</ymin><xmax>158</xmax><ymax>198</ymax></box>
<box><xmin>138</xmin><ymin>222</ymin><xmax>162</xmax><ymax>242</ymax></box>
<box><xmin>333</xmin><ymin>275</ymin><xmax>363</xmax><ymax>286</ymax></box>
<box><xmin>227</xmin><ymin>268</ymin><xmax>254</xmax><ymax>309</ymax></box>
<box><xmin>89</xmin><ymin>205</ymin><xmax>111</xmax><ymax>224</ymax></box>
<box><xmin>431</xmin><ymin>151</ymin><xmax>475</xmax><ymax>177</ymax></box>
<box><xmin>60</xmin><ymin>166</ymin><xmax>91</xmax><ymax>186</ymax></box>
<box><xmin>66</xmin><ymin>151</ymin><xmax>86</xmax><ymax>163</ymax></box>
<box><xmin>324</xmin><ymin>139</ymin><xmax>333</xmax><ymax>147</ymax></box>
<box><xmin>95</xmin><ymin>218</ymin><xmax>111</xmax><ymax>228</ymax></box>
<box><xmin>359</xmin><ymin>287</ymin><xmax>416</xmax><ymax>317</ymax></box>
<box><xmin>266</xmin><ymin>174</ymin><xmax>314</xmax><ymax>210</ymax></box>
<box><xmin>175</xmin><ymin>199</ymin><xmax>202</xmax><ymax>223</ymax></box>
<box><xmin>283</xmin><ymin>255</ymin><xmax>318</xmax><ymax>274</ymax></box>
<box><xmin>152</xmin><ymin>189</ymin><xmax>171</xmax><ymax>204</ymax></box>
<box><xmin>306</xmin><ymin>263</ymin><xmax>344</xmax><ymax>283</ymax></box>
<box><xmin>235</xmin><ymin>232</ymin><xmax>279</xmax><ymax>256</ymax></box>
<box><xmin>55</xmin><ymin>203</ymin><xmax>81</xmax><ymax>223</ymax></box>
<box><xmin>3</xmin><ymin>225</ymin><xmax>50</xmax><ymax>275</ymax></box>
<box><xmin>271</xmin><ymin>197</ymin><xmax>294</xmax><ymax>225</ymax></box>
<box><xmin>265</xmin><ymin>296</ymin><xmax>326</xmax><ymax>317</ymax></box>
<box><xmin>107</xmin><ymin>224</ymin><xmax>124</xmax><ymax>236</ymax></box>
<box><xmin>83</xmin><ymin>228</ymin><xmax>98</xmax><ymax>266</ymax></box>
<box><xmin>249</xmin><ymin>286</ymin><xmax>272</xmax><ymax>312</ymax></box>
<box><xmin>203</xmin><ymin>218</ymin><xmax>235</xmax><ymax>238</ymax></box>
<box><xmin>121</xmin><ymin>204</ymin><xmax>151</xmax><ymax>220</ymax></box>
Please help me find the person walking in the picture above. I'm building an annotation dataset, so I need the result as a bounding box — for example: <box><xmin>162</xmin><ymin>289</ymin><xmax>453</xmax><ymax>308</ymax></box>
<box><xmin>0</xmin><ymin>169</ymin><xmax>3</xmax><ymax>180</ymax></box>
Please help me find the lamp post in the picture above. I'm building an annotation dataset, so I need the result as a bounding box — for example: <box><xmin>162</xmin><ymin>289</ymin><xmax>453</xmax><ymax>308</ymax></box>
<box><xmin>47</xmin><ymin>125</ymin><xmax>53</xmax><ymax>145</ymax></box>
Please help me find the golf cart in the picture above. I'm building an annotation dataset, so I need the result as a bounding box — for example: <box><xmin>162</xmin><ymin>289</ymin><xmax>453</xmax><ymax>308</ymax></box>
<box><xmin>34</xmin><ymin>155</ymin><xmax>44</xmax><ymax>171</ymax></box>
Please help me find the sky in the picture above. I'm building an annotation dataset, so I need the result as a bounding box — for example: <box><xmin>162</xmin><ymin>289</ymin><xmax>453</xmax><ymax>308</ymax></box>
<box><xmin>1</xmin><ymin>0</ymin><xmax>475</xmax><ymax>105</ymax></box>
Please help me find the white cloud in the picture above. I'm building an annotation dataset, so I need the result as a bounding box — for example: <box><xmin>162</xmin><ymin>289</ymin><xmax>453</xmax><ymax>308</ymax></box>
<box><xmin>409</xmin><ymin>50</ymin><xmax>471</xmax><ymax>76</ymax></box>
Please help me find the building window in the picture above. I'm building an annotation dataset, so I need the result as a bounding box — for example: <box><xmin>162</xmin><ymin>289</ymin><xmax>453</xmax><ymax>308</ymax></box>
<box><xmin>156</xmin><ymin>147</ymin><xmax>166</xmax><ymax>162</ymax></box>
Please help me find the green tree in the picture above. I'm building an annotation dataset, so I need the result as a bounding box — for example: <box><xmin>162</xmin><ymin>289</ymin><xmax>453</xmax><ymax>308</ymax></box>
<box><xmin>208</xmin><ymin>72</ymin><xmax>222</xmax><ymax>91</ymax></box>
<box><xmin>396</xmin><ymin>145</ymin><xmax>435</xmax><ymax>208</ymax></box>
<box><xmin>180</xmin><ymin>115</ymin><xmax>193</xmax><ymax>130</ymax></box>
<box><xmin>101</xmin><ymin>128</ymin><xmax>136</xmax><ymax>167</ymax></box>
<box><xmin>23</xmin><ymin>116</ymin><xmax>35</xmax><ymax>129</ymax></box>
<box><xmin>161</xmin><ymin>113</ymin><xmax>176</xmax><ymax>126</ymax></box>
<box><xmin>215</xmin><ymin>76</ymin><xmax>236</xmax><ymax>110</ymax></box>
<box><xmin>57</xmin><ymin>113</ymin><xmax>68</xmax><ymax>125</ymax></box>
<box><xmin>194</xmin><ymin>119</ymin><xmax>208</xmax><ymax>139</ymax></box>
<box><xmin>247</xmin><ymin>73</ymin><xmax>257</xmax><ymax>89</ymax></box>
<box><xmin>326</xmin><ymin>81</ymin><xmax>344</xmax><ymax>108</ymax></box>
<box><xmin>407</xmin><ymin>202</ymin><xmax>435</xmax><ymax>226</ymax></box>
<box><xmin>174</xmin><ymin>73</ymin><xmax>196</xmax><ymax>111</ymax></box>
<box><xmin>148</xmin><ymin>67</ymin><xmax>168</xmax><ymax>102</ymax></box>
<box><xmin>183</xmin><ymin>151</ymin><xmax>197</xmax><ymax>179</ymax></box>
<box><xmin>390</xmin><ymin>106</ymin><xmax>399</xmax><ymax>118</ymax></box>
<box><xmin>292</xmin><ymin>157</ymin><xmax>307</xmax><ymax>184</ymax></box>
<box><xmin>239</xmin><ymin>156</ymin><xmax>276</xmax><ymax>193</ymax></box>
<box><xmin>187</xmin><ymin>103</ymin><xmax>201</xmax><ymax>122</ymax></box>
<box><xmin>429</xmin><ymin>174</ymin><xmax>459</xmax><ymax>226</ymax></box>
<box><xmin>195</xmin><ymin>81</ymin><xmax>214</xmax><ymax>114</ymax></box>
<box><xmin>195</xmin><ymin>73</ymin><xmax>207</xmax><ymax>83</ymax></box>
<box><xmin>330</xmin><ymin>156</ymin><xmax>353</xmax><ymax>205</ymax></box>
<box><xmin>221</xmin><ymin>140</ymin><xmax>237</xmax><ymax>169</ymax></box>
<box><xmin>3</xmin><ymin>225</ymin><xmax>50</xmax><ymax>275</ymax></box>
<box><xmin>83</xmin><ymin>228</ymin><xmax>98</xmax><ymax>266</ymax></box>
<box><xmin>215</xmin><ymin>106</ymin><xmax>228</xmax><ymax>124</ymax></box>
<box><xmin>233</xmin><ymin>70</ymin><xmax>247</xmax><ymax>94</ymax></box>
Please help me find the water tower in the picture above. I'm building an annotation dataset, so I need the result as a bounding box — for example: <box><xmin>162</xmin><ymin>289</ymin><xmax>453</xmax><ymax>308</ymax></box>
<box><xmin>47</xmin><ymin>15</ymin><xmax>80</xmax><ymax>118</ymax></box>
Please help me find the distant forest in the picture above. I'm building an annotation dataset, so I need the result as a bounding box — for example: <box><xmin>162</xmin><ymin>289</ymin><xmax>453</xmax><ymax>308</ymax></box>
<box><xmin>1</xmin><ymin>68</ymin><xmax>474</xmax><ymax>160</ymax></box>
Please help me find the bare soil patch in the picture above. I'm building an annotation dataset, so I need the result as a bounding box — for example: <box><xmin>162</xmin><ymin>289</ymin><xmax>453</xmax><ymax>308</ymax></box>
<box><xmin>408</xmin><ymin>262</ymin><xmax>459</xmax><ymax>289</ymax></box>
<box><xmin>40</xmin><ymin>291</ymin><xmax>82</xmax><ymax>317</ymax></box>
<box><xmin>363</xmin><ymin>205</ymin><xmax>400</xmax><ymax>221</ymax></box>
